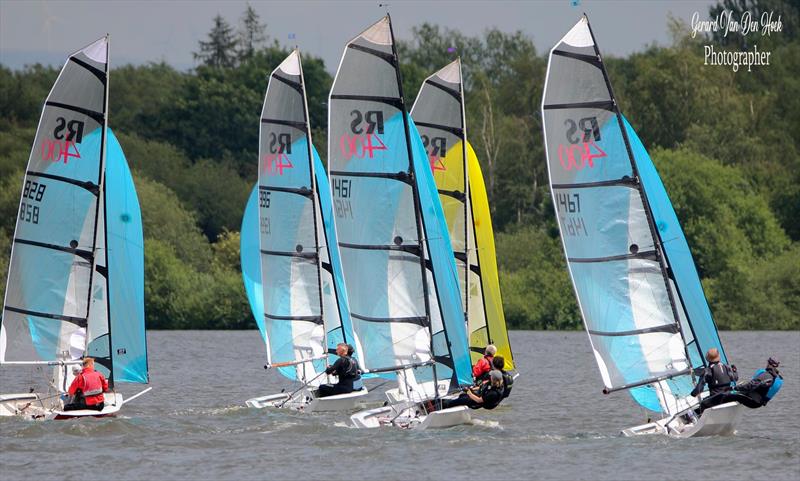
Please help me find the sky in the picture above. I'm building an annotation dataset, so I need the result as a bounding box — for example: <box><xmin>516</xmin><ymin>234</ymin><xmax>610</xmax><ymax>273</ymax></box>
<box><xmin>0</xmin><ymin>0</ymin><xmax>715</xmax><ymax>72</ymax></box>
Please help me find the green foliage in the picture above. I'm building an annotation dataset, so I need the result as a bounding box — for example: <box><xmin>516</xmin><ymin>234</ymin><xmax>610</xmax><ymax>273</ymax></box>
<box><xmin>496</xmin><ymin>226</ymin><xmax>580</xmax><ymax>330</ymax></box>
<box><xmin>194</xmin><ymin>14</ymin><xmax>239</xmax><ymax>68</ymax></box>
<box><xmin>652</xmin><ymin>148</ymin><xmax>789</xmax><ymax>278</ymax></box>
<box><xmin>707</xmin><ymin>245</ymin><xmax>800</xmax><ymax>330</ymax></box>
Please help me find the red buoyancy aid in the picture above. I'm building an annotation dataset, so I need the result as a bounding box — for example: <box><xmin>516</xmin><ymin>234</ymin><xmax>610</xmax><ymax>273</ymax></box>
<box><xmin>71</xmin><ymin>367</ymin><xmax>107</xmax><ymax>405</ymax></box>
<box><xmin>472</xmin><ymin>355</ymin><xmax>493</xmax><ymax>379</ymax></box>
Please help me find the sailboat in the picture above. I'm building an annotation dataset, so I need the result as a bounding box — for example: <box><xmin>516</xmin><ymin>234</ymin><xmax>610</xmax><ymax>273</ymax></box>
<box><xmin>542</xmin><ymin>16</ymin><xmax>741</xmax><ymax>438</ymax></box>
<box><xmin>241</xmin><ymin>50</ymin><xmax>369</xmax><ymax>412</ymax></box>
<box><xmin>324</xmin><ymin>16</ymin><xmax>473</xmax><ymax>430</ymax></box>
<box><xmin>0</xmin><ymin>37</ymin><xmax>150</xmax><ymax>420</ymax></box>
<box><xmin>380</xmin><ymin>59</ymin><xmax>515</xmax><ymax>404</ymax></box>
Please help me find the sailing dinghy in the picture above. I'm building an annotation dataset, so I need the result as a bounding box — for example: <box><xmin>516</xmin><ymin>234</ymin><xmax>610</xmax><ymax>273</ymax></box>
<box><xmin>0</xmin><ymin>37</ymin><xmax>150</xmax><ymax>420</ymax></box>
<box><xmin>541</xmin><ymin>16</ymin><xmax>740</xmax><ymax>438</ymax></box>
<box><xmin>241</xmin><ymin>50</ymin><xmax>369</xmax><ymax>412</ymax></box>
<box><xmin>384</xmin><ymin>59</ymin><xmax>517</xmax><ymax>404</ymax></box>
<box><xmin>325</xmin><ymin>16</ymin><xmax>473</xmax><ymax>429</ymax></box>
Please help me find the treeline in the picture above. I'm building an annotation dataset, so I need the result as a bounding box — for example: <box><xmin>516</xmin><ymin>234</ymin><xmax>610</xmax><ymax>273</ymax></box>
<box><xmin>0</xmin><ymin>2</ymin><xmax>797</xmax><ymax>330</ymax></box>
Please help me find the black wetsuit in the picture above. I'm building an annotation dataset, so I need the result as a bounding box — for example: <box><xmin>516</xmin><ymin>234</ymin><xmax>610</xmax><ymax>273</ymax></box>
<box><xmin>440</xmin><ymin>382</ymin><xmax>504</xmax><ymax>410</ymax></box>
<box><xmin>695</xmin><ymin>367</ymin><xmax>779</xmax><ymax>415</ymax></box>
<box><xmin>317</xmin><ymin>356</ymin><xmax>361</xmax><ymax>398</ymax></box>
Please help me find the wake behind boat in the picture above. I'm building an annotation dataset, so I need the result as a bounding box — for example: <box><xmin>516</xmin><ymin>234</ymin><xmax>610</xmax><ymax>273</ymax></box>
<box><xmin>541</xmin><ymin>15</ymin><xmax>738</xmax><ymax>438</ymax></box>
<box><xmin>0</xmin><ymin>36</ymin><xmax>150</xmax><ymax>420</ymax></box>
<box><xmin>240</xmin><ymin>50</ymin><xmax>369</xmax><ymax>412</ymax></box>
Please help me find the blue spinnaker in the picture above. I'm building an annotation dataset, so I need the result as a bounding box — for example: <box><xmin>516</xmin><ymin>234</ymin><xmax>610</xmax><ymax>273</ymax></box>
<box><xmin>241</xmin><ymin>185</ymin><xmax>266</xmax><ymax>345</ymax></box>
<box><xmin>104</xmin><ymin>129</ymin><xmax>148</xmax><ymax>383</ymax></box>
<box><xmin>625</xmin><ymin>116</ymin><xmax>726</xmax><ymax>367</ymax></box>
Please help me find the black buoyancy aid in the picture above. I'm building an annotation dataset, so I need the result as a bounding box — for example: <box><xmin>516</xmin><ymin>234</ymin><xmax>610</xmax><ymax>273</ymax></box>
<box><xmin>706</xmin><ymin>362</ymin><xmax>735</xmax><ymax>394</ymax></box>
<box><xmin>340</xmin><ymin>356</ymin><xmax>360</xmax><ymax>381</ymax></box>
<box><xmin>479</xmin><ymin>383</ymin><xmax>504</xmax><ymax>410</ymax></box>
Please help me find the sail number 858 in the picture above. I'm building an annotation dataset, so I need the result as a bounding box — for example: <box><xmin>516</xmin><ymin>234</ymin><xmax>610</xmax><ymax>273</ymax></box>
<box><xmin>19</xmin><ymin>180</ymin><xmax>47</xmax><ymax>225</ymax></box>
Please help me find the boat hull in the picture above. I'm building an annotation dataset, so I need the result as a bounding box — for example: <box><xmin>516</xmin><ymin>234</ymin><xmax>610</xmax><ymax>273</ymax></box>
<box><xmin>350</xmin><ymin>402</ymin><xmax>471</xmax><ymax>430</ymax></box>
<box><xmin>621</xmin><ymin>401</ymin><xmax>743</xmax><ymax>438</ymax></box>
<box><xmin>0</xmin><ymin>392</ymin><xmax>124</xmax><ymax>420</ymax></box>
<box><xmin>245</xmin><ymin>388</ymin><xmax>369</xmax><ymax>412</ymax></box>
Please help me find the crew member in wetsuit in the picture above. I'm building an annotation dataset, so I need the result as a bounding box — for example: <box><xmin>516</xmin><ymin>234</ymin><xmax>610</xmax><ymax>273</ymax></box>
<box><xmin>317</xmin><ymin>343</ymin><xmax>362</xmax><ymax>398</ymax></box>
<box><xmin>473</xmin><ymin>344</ymin><xmax>496</xmax><ymax>382</ymax></box>
<box><xmin>64</xmin><ymin>357</ymin><xmax>108</xmax><ymax>411</ymax></box>
<box><xmin>691</xmin><ymin>348</ymin><xmax>738</xmax><ymax>398</ymax></box>
<box><xmin>695</xmin><ymin>357</ymin><xmax>783</xmax><ymax>415</ymax></box>
<box><xmin>438</xmin><ymin>370</ymin><xmax>505</xmax><ymax>411</ymax></box>
<box><xmin>491</xmin><ymin>355</ymin><xmax>514</xmax><ymax>399</ymax></box>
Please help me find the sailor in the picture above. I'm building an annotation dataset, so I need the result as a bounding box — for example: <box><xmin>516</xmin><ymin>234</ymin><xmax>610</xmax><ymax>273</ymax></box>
<box><xmin>438</xmin><ymin>370</ymin><xmax>505</xmax><ymax>411</ymax></box>
<box><xmin>64</xmin><ymin>357</ymin><xmax>108</xmax><ymax>411</ymax></box>
<box><xmin>694</xmin><ymin>357</ymin><xmax>783</xmax><ymax>416</ymax></box>
<box><xmin>491</xmin><ymin>355</ymin><xmax>514</xmax><ymax>399</ymax></box>
<box><xmin>691</xmin><ymin>348</ymin><xmax>738</xmax><ymax>398</ymax></box>
<box><xmin>317</xmin><ymin>343</ymin><xmax>362</xmax><ymax>398</ymax></box>
<box><xmin>473</xmin><ymin>344</ymin><xmax>497</xmax><ymax>382</ymax></box>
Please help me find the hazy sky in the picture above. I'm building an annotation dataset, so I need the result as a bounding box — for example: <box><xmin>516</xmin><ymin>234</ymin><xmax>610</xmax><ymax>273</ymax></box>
<box><xmin>1</xmin><ymin>0</ymin><xmax>715</xmax><ymax>71</ymax></box>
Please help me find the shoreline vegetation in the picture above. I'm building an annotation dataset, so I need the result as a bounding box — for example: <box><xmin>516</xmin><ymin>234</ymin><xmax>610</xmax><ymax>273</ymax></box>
<box><xmin>1</xmin><ymin>2</ymin><xmax>798</xmax><ymax>330</ymax></box>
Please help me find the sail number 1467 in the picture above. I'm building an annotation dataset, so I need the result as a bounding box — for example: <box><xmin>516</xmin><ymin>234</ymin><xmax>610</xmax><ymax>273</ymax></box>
<box><xmin>555</xmin><ymin>192</ymin><xmax>587</xmax><ymax>237</ymax></box>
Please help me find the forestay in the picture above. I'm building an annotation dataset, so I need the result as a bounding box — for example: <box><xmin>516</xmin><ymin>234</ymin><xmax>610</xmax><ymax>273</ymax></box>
<box><xmin>542</xmin><ymin>17</ymin><xmax>724</xmax><ymax>414</ymax></box>
<box><xmin>257</xmin><ymin>50</ymin><xmax>359</xmax><ymax>383</ymax></box>
<box><xmin>0</xmin><ymin>37</ymin><xmax>147</xmax><ymax>387</ymax></box>
<box><xmin>328</xmin><ymin>16</ymin><xmax>472</xmax><ymax>388</ymax></box>
<box><xmin>411</xmin><ymin>60</ymin><xmax>515</xmax><ymax>370</ymax></box>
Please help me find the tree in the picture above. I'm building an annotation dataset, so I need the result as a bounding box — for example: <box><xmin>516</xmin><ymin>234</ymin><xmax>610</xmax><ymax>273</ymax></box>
<box><xmin>194</xmin><ymin>14</ymin><xmax>239</xmax><ymax>68</ymax></box>
<box><xmin>238</xmin><ymin>3</ymin><xmax>266</xmax><ymax>61</ymax></box>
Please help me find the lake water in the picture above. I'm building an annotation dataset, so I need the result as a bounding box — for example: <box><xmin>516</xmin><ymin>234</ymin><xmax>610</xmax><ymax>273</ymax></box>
<box><xmin>1</xmin><ymin>330</ymin><xmax>798</xmax><ymax>480</ymax></box>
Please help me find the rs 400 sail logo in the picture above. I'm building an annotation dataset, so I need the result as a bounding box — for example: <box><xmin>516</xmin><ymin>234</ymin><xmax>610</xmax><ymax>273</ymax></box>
<box><xmin>339</xmin><ymin>109</ymin><xmax>387</xmax><ymax>160</ymax></box>
<box><xmin>558</xmin><ymin>116</ymin><xmax>606</xmax><ymax>171</ymax></box>
<box><xmin>263</xmin><ymin>132</ymin><xmax>293</xmax><ymax>176</ymax></box>
<box><xmin>421</xmin><ymin>135</ymin><xmax>447</xmax><ymax>172</ymax></box>
<box><xmin>41</xmin><ymin>117</ymin><xmax>84</xmax><ymax>163</ymax></box>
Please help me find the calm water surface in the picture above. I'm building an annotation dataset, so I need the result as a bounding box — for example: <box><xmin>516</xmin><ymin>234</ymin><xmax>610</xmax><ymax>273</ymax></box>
<box><xmin>1</xmin><ymin>331</ymin><xmax>798</xmax><ymax>480</ymax></box>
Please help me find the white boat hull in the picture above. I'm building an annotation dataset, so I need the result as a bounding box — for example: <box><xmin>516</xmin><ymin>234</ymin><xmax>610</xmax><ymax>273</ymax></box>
<box><xmin>0</xmin><ymin>392</ymin><xmax>125</xmax><ymax>420</ymax></box>
<box><xmin>350</xmin><ymin>402</ymin><xmax>471</xmax><ymax>430</ymax></box>
<box><xmin>245</xmin><ymin>388</ymin><xmax>369</xmax><ymax>412</ymax></box>
<box><xmin>622</xmin><ymin>401</ymin><xmax>743</xmax><ymax>438</ymax></box>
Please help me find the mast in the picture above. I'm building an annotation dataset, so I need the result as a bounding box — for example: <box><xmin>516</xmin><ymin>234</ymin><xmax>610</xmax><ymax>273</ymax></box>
<box><xmin>458</xmin><ymin>59</ymin><xmax>471</xmax><ymax>331</ymax></box>
<box><xmin>297</xmin><ymin>50</ymin><xmax>330</xmax><ymax>366</ymax></box>
<box><xmin>582</xmin><ymin>17</ymin><xmax>694</xmax><ymax>392</ymax></box>
<box><xmin>387</xmin><ymin>14</ymin><xmax>440</xmax><ymax>392</ymax></box>
<box><xmin>83</xmin><ymin>35</ymin><xmax>113</xmax><ymax>387</ymax></box>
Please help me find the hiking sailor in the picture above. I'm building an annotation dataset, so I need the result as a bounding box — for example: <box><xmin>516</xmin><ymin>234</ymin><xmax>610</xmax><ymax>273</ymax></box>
<box><xmin>694</xmin><ymin>357</ymin><xmax>783</xmax><ymax>416</ymax></box>
<box><xmin>317</xmin><ymin>343</ymin><xmax>362</xmax><ymax>398</ymax></box>
<box><xmin>491</xmin><ymin>355</ymin><xmax>514</xmax><ymax>399</ymax></box>
<box><xmin>437</xmin><ymin>370</ymin><xmax>506</xmax><ymax>411</ymax></box>
<box><xmin>691</xmin><ymin>348</ymin><xmax>738</xmax><ymax>399</ymax></box>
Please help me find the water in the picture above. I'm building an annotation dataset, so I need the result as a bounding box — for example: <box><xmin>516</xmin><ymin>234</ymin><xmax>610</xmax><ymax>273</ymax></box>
<box><xmin>1</xmin><ymin>331</ymin><xmax>798</xmax><ymax>480</ymax></box>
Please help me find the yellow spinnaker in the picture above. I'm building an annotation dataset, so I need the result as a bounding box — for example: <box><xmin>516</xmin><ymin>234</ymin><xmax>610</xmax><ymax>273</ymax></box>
<box><xmin>432</xmin><ymin>139</ymin><xmax>514</xmax><ymax>370</ymax></box>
